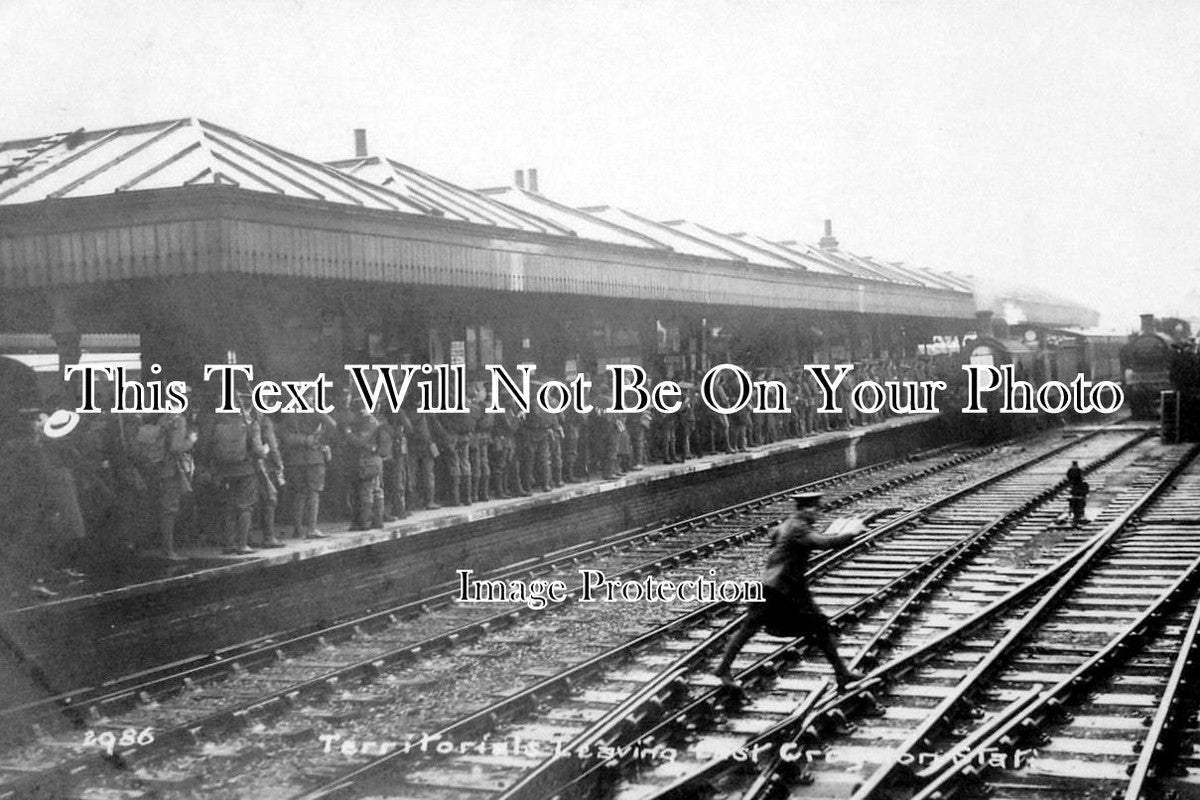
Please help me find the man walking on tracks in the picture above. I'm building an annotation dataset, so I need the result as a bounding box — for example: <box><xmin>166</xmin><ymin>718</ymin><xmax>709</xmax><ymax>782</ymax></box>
<box><xmin>714</xmin><ymin>492</ymin><xmax>865</xmax><ymax>691</ymax></box>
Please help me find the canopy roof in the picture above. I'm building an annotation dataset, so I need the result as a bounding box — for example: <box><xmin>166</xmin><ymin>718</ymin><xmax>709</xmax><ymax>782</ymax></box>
<box><xmin>0</xmin><ymin>118</ymin><xmax>425</xmax><ymax>213</ymax></box>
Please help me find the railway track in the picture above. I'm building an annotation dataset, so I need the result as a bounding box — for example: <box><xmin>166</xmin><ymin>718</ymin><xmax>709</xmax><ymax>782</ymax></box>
<box><xmin>566</xmin><ymin>442</ymin><xmax>1200</xmax><ymax>800</ymax></box>
<box><xmin>263</xmin><ymin>431</ymin><xmax>1153</xmax><ymax>800</ymax></box>
<box><xmin>0</xmin><ymin>436</ymin><xmax>1043</xmax><ymax>799</ymax></box>
<box><xmin>0</xmin><ymin>445</ymin><xmax>981</xmax><ymax>738</ymax></box>
<box><xmin>0</xmin><ymin>428</ymin><xmax>1146</xmax><ymax>799</ymax></box>
<box><xmin>902</xmin><ymin>457</ymin><xmax>1200</xmax><ymax>800</ymax></box>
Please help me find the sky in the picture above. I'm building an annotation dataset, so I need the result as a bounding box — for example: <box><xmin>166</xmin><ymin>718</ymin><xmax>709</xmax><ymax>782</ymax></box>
<box><xmin>2</xmin><ymin>0</ymin><xmax>1198</xmax><ymax>329</ymax></box>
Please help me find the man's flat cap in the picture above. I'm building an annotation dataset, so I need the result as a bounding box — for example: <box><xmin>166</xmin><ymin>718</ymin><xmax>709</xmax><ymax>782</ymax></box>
<box><xmin>790</xmin><ymin>492</ymin><xmax>824</xmax><ymax>508</ymax></box>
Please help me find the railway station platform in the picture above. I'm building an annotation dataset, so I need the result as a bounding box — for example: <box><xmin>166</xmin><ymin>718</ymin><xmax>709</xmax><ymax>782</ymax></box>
<box><xmin>2</xmin><ymin>413</ymin><xmax>952</xmax><ymax>694</ymax></box>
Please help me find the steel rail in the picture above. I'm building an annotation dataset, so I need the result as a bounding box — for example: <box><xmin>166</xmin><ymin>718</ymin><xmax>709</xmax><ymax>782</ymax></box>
<box><xmin>899</xmin><ymin>449</ymin><xmax>1200</xmax><ymax>800</ymax></box>
<box><xmin>417</xmin><ymin>429</ymin><xmax>1141</xmax><ymax>800</ymax></box>
<box><xmin>909</xmin><ymin>684</ymin><xmax>1044</xmax><ymax>779</ymax></box>
<box><xmin>0</xmin><ymin>442</ymin><xmax>978</xmax><ymax>739</ymax></box>
<box><xmin>801</xmin><ymin>427</ymin><xmax>1126</xmax><ymax>581</ymax></box>
<box><xmin>293</xmin><ymin>606</ymin><xmax>742</xmax><ymax>800</ymax></box>
<box><xmin>911</xmin><ymin>553</ymin><xmax>1200</xmax><ymax>800</ymax></box>
<box><xmin>634</xmin><ymin>435</ymin><xmax>1151</xmax><ymax>800</ymax></box>
<box><xmin>455</xmin><ymin>428</ymin><xmax>1138</xmax><ymax>800</ymax></box>
<box><xmin>733</xmin><ymin>516</ymin><xmax>1022</xmax><ymax>800</ymax></box>
<box><xmin>298</xmin><ymin>428</ymin><xmax>1101</xmax><ymax>800</ymax></box>
<box><xmin>543</xmin><ymin>515</ymin><xmax>1007</xmax><ymax>800</ymax></box>
<box><xmin>740</xmin><ymin>685</ymin><xmax>1045</xmax><ymax>800</ymax></box>
<box><xmin>501</xmin><ymin>514</ymin><xmax>1011</xmax><ymax>800</ymax></box>
<box><xmin>0</xmin><ymin>515</ymin><xmax>824</xmax><ymax>799</ymax></box>
<box><xmin>1121</xmin><ymin>580</ymin><xmax>1200</xmax><ymax>800</ymax></box>
<box><xmin>1</xmin><ymin>444</ymin><xmax>1004</xmax><ymax>798</ymax></box>
<box><xmin>298</xmin><ymin>532</ymin><xmax>933</xmax><ymax>800</ymax></box>
<box><xmin>5</xmin><ymin>430</ymin><xmax>1123</xmax><ymax>800</ymax></box>
<box><xmin>566</xmin><ymin>431</ymin><xmax>1144</xmax><ymax>800</ymax></box>
<box><xmin>847</xmin><ymin>444</ymin><xmax>1200</xmax><ymax>800</ymax></box>
<box><xmin>630</xmin><ymin>447</ymin><xmax>1101</xmax><ymax>800</ymax></box>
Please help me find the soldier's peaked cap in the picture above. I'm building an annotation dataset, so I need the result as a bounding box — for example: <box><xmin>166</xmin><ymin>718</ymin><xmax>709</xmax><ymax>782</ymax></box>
<box><xmin>790</xmin><ymin>492</ymin><xmax>824</xmax><ymax>508</ymax></box>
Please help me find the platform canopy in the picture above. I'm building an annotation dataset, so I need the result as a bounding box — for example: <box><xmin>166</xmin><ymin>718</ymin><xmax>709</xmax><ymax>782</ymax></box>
<box><xmin>1</xmin><ymin>117</ymin><xmax>980</xmax><ymax>322</ymax></box>
<box><xmin>0</xmin><ymin>118</ymin><xmax>427</xmax><ymax>213</ymax></box>
<box><xmin>328</xmin><ymin>155</ymin><xmax>580</xmax><ymax>235</ymax></box>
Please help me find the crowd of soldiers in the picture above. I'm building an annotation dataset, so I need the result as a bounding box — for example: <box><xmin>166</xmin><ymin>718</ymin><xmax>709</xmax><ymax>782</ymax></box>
<box><xmin>0</xmin><ymin>358</ymin><xmax>949</xmax><ymax>600</ymax></box>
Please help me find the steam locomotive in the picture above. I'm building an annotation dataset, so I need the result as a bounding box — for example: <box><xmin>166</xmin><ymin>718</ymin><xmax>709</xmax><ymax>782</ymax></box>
<box><xmin>1120</xmin><ymin>314</ymin><xmax>1195</xmax><ymax>420</ymax></box>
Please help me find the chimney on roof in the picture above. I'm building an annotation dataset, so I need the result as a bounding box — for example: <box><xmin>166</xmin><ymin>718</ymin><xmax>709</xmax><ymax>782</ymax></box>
<box><xmin>354</xmin><ymin>129</ymin><xmax>368</xmax><ymax>158</ymax></box>
<box><xmin>514</xmin><ymin>169</ymin><xmax>525</xmax><ymax>189</ymax></box>
<box><xmin>819</xmin><ymin>219</ymin><xmax>839</xmax><ymax>251</ymax></box>
<box><xmin>975</xmin><ymin>310</ymin><xmax>995</xmax><ymax>339</ymax></box>
<box><xmin>1141</xmin><ymin>313</ymin><xmax>1156</xmax><ymax>336</ymax></box>
<box><xmin>528</xmin><ymin>168</ymin><xmax>539</xmax><ymax>194</ymax></box>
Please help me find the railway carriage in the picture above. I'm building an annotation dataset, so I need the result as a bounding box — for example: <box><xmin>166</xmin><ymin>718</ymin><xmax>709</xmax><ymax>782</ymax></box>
<box><xmin>1041</xmin><ymin>328</ymin><xmax>1125</xmax><ymax>384</ymax></box>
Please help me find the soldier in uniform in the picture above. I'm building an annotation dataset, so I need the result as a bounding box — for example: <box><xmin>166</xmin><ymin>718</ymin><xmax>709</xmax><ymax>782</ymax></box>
<box><xmin>469</xmin><ymin>381</ymin><xmax>493</xmax><ymax>502</ymax></box>
<box><xmin>279</xmin><ymin>392</ymin><xmax>336</xmax><ymax>540</ymax></box>
<box><xmin>440</xmin><ymin>393</ymin><xmax>475</xmax><ymax>506</ymax></box>
<box><xmin>406</xmin><ymin>395</ymin><xmax>441</xmax><ymax>510</ymax></box>
<box><xmin>252</xmin><ymin>407</ymin><xmax>286</xmax><ymax>547</ymax></box>
<box><xmin>342</xmin><ymin>398</ymin><xmax>390</xmax><ymax>530</ymax></box>
<box><xmin>765</xmin><ymin>369</ymin><xmax>783</xmax><ymax>444</ymax></box>
<box><xmin>624</xmin><ymin>408</ymin><xmax>646</xmax><ymax>470</ymax></box>
<box><xmin>586</xmin><ymin>404</ymin><xmax>607</xmax><ymax>477</ymax></box>
<box><xmin>133</xmin><ymin>386</ymin><xmax>197</xmax><ymax>561</ymax></box>
<box><xmin>325</xmin><ymin>386</ymin><xmax>356</xmax><ymax>522</ymax></box>
<box><xmin>202</xmin><ymin>394</ymin><xmax>267</xmax><ymax>555</ymax></box>
<box><xmin>382</xmin><ymin>405</ymin><xmax>412</xmax><ymax>520</ymax></box>
<box><xmin>74</xmin><ymin>392</ymin><xmax>129</xmax><ymax>560</ymax></box>
<box><xmin>731</xmin><ymin>399</ymin><xmax>752</xmax><ymax>452</ymax></box>
<box><xmin>793</xmin><ymin>371</ymin><xmax>812</xmax><ymax>436</ymax></box>
<box><xmin>751</xmin><ymin>370</ymin><xmax>768</xmax><ymax>447</ymax></box>
<box><xmin>88</xmin><ymin>382</ymin><xmax>149</xmax><ymax>555</ymax></box>
<box><xmin>655</xmin><ymin>403</ymin><xmax>677</xmax><ymax>464</ymax></box>
<box><xmin>806</xmin><ymin>371</ymin><xmax>827</xmax><ymax>433</ymax></box>
<box><xmin>784</xmin><ymin>371</ymin><xmax>799</xmax><ymax>437</ymax></box>
<box><xmin>562</xmin><ymin>403</ymin><xmax>585</xmax><ymax>481</ymax></box>
<box><xmin>678</xmin><ymin>382</ymin><xmax>696</xmax><ymax>460</ymax></box>
<box><xmin>492</xmin><ymin>406</ymin><xmax>526</xmax><ymax>498</ymax></box>
<box><xmin>520</xmin><ymin>401</ymin><xmax>553</xmax><ymax>492</ymax></box>
<box><xmin>547</xmin><ymin>408</ymin><xmax>565</xmax><ymax>488</ymax></box>
<box><xmin>595</xmin><ymin>404</ymin><xmax>622</xmax><ymax>480</ymax></box>
<box><xmin>700</xmin><ymin>377</ymin><xmax>733</xmax><ymax>455</ymax></box>
<box><xmin>839</xmin><ymin>368</ymin><xmax>857</xmax><ymax>429</ymax></box>
<box><xmin>714</xmin><ymin>492</ymin><xmax>865</xmax><ymax>690</ymax></box>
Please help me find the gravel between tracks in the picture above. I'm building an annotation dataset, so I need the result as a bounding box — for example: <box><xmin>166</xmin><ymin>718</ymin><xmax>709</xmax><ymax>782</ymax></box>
<box><xmin>17</xmin><ymin>430</ymin><xmax>1125</xmax><ymax>799</ymax></box>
